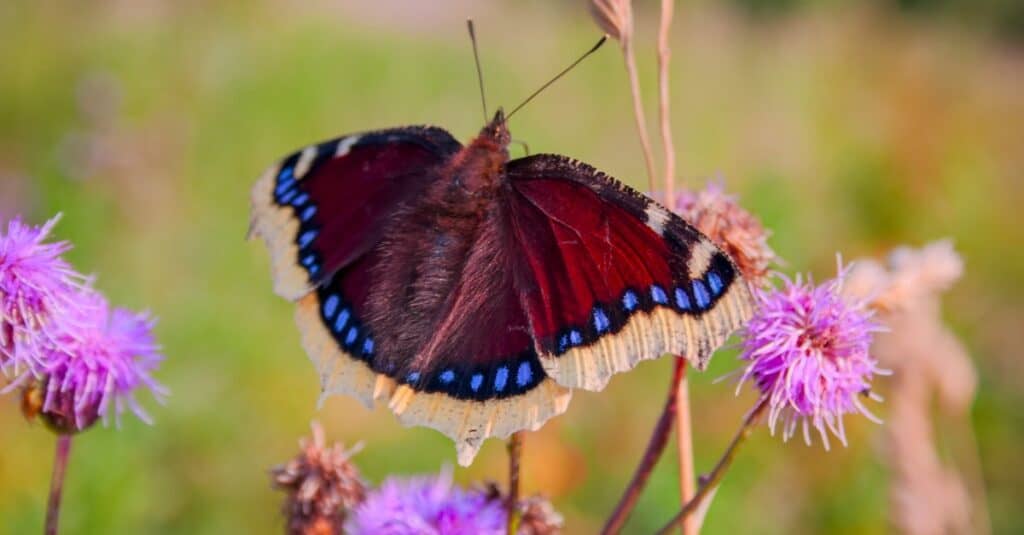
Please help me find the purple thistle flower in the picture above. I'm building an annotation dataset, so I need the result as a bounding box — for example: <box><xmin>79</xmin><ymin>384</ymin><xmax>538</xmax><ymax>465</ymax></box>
<box><xmin>30</xmin><ymin>290</ymin><xmax>167</xmax><ymax>432</ymax></box>
<box><xmin>738</xmin><ymin>266</ymin><xmax>887</xmax><ymax>449</ymax></box>
<box><xmin>0</xmin><ymin>215</ymin><xmax>86</xmax><ymax>373</ymax></box>
<box><xmin>346</xmin><ymin>466</ymin><xmax>507</xmax><ymax>535</ymax></box>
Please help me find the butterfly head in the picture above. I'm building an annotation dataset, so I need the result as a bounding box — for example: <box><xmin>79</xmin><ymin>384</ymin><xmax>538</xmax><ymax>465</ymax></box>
<box><xmin>479</xmin><ymin>108</ymin><xmax>511</xmax><ymax>148</ymax></box>
<box><xmin>448</xmin><ymin>108</ymin><xmax>511</xmax><ymax>198</ymax></box>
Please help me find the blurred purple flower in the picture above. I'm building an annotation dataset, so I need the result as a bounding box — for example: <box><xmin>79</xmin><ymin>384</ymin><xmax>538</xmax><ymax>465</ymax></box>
<box><xmin>31</xmin><ymin>290</ymin><xmax>166</xmax><ymax>432</ymax></box>
<box><xmin>347</xmin><ymin>466</ymin><xmax>507</xmax><ymax>535</ymax></box>
<box><xmin>738</xmin><ymin>266</ymin><xmax>886</xmax><ymax>448</ymax></box>
<box><xmin>0</xmin><ymin>215</ymin><xmax>86</xmax><ymax>372</ymax></box>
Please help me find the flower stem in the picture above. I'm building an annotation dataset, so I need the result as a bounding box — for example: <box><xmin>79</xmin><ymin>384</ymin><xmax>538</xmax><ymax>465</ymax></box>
<box><xmin>621</xmin><ymin>38</ymin><xmax>658</xmax><ymax>193</ymax></box>
<box><xmin>45</xmin><ymin>434</ymin><xmax>73</xmax><ymax>535</ymax></box>
<box><xmin>657</xmin><ymin>0</ymin><xmax>677</xmax><ymax>200</ymax></box>
<box><xmin>601</xmin><ymin>359</ymin><xmax>684</xmax><ymax>535</ymax></box>
<box><xmin>654</xmin><ymin>397</ymin><xmax>769</xmax><ymax>535</ymax></box>
<box><xmin>507</xmin><ymin>431</ymin><xmax>523</xmax><ymax>535</ymax></box>
<box><xmin>674</xmin><ymin>365</ymin><xmax>697</xmax><ymax>535</ymax></box>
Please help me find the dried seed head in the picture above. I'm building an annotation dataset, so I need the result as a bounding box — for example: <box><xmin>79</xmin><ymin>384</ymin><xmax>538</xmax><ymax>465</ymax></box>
<box><xmin>844</xmin><ymin>240</ymin><xmax>963</xmax><ymax>313</ymax></box>
<box><xmin>590</xmin><ymin>0</ymin><xmax>632</xmax><ymax>41</ymax></box>
<box><xmin>478</xmin><ymin>482</ymin><xmax>565</xmax><ymax>535</ymax></box>
<box><xmin>271</xmin><ymin>422</ymin><xmax>366</xmax><ymax>535</ymax></box>
<box><xmin>673</xmin><ymin>183</ymin><xmax>778</xmax><ymax>286</ymax></box>
<box><xmin>518</xmin><ymin>494</ymin><xmax>565</xmax><ymax>535</ymax></box>
<box><xmin>845</xmin><ymin>240</ymin><xmax>975</xmax><ymax>412</ymax></box>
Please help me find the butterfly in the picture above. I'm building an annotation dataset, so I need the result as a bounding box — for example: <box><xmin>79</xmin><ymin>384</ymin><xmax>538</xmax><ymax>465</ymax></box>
<box><xmin>249</xmin><ymin>106</ymin><xmax>753</xmax><ymax>465</ymax></box>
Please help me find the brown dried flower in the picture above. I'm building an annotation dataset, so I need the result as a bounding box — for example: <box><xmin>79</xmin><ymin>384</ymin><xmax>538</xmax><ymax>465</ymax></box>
<box><xmin>589</xmin><ymin>0</ymin><xmax>632</xmax><ymax>41</ymax></box>
<box><xmin>479</xmin><ymin>482</ymin><xmax>565</xmax><ymax>534</ymax></box>
<box><xmin>672</xmin><ymin>183</ymin><xmax>777</xmax><ymax>285</ymax></box>
<box><xmin>271</xmin><ymin>422</ymin><xmax>366</xmax><ymax>535</ymax></box>
<box><xmin>845</xmin><ymin>241</ymin><xmax>987</xmax><ymax>534</ymax></box>
<box><xmin>845</xmin><ymin>239</ymin><xmax>964</xmax><ymax>314</ymax></box>
<box><xmin>518</xmin><ymin>494</ymin><xmax>565</xmax><ymax>535</ymax></box>
<box><xmin>844</xmin><ymin>240</ymin><xmax>974</xmax><ymax>412</ymax></box>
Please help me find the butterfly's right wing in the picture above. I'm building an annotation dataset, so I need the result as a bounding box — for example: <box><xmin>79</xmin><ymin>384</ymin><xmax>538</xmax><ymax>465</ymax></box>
<box><xmin>249</xmin><ymin>126</ymin><xmax>462</xmax><ymax>300</ymax></box>
<box><xmin>504</xmin><ymin>155</ymin><xmax>753</xmax><ymax>392</ymax></box>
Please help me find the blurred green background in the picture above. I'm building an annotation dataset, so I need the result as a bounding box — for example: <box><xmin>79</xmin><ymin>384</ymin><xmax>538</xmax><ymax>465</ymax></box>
<box><xmin>2</xmin><ymin>0</ymin><xmax>1022</xmax><ymax>533</ymax></box>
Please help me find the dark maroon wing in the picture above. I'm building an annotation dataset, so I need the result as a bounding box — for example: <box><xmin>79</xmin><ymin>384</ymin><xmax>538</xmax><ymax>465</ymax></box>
<box><xmin>293</xmin><ymin>212</ymin><xmax>571</xmax><ymax>467</ymax></box>
<box><xmin>504</xmin><ymin>155</ymin><xmax>754</xmax><ymax>391</ymax></box>
<box><xmin>249</xmin><ymin>126</ymin><xmax>461</xmax><ymax>300</ymax></box>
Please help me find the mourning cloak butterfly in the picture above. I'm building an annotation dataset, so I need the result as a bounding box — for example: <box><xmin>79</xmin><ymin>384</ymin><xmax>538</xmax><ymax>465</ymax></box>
<box><xmin>250</xmin><ymin>107</ymin><xmax>752</xmax><ymax>464</ymax></box>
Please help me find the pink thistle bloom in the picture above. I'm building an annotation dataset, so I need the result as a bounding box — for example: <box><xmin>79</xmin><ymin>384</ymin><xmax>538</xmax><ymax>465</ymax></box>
<box><xmin>0</xmin><ymin>215</ymin><xmax>86</xmax><ymax>372</ymax></box>
<box><xmin>346</xmin><ymin>466</ymin><xmax>507</xmax><ymax>535</ymax></box>
<box><xmin>31</xmin><ymin>290</ymin><xmax>167</xmax><ymax>432</ymax></box>
<box><xmin>738</xmin><ymin>266</ymin><xmax>887</xmax><ymax>449</ymax></box>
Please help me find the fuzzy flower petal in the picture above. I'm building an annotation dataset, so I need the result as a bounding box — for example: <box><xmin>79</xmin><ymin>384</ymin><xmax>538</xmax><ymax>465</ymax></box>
<box><xmin>347</xmin><ymin>467</ymin><xmax>507</xmax><ymax>535</ymax></box>
<box><xmin>673</xmin><ymin>182</ymin><xmax>777</xmax><ymax>285</ymax></box>
<box><xmin>738</xmin><ymin>267</ymin><xmax>885</xmax><ymax>448</ymax></box>
<box><xmin>31</xmin><ymin>290</ymin><xmax>166</xmax><ymax>432</ymax></box>
<box><xmin>0</xmin><ymin>214</ymin><xmax>86</xmax><ymax>373</ymax></box>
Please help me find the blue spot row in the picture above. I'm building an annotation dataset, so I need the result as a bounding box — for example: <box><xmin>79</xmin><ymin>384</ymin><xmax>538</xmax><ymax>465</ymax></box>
<box><xmin>274</xmin><ymin>161</ymin><xmax>298</xmax><ymax>203</ymax></box>
<box><xmin>272</xmin><ymin>152</ymin><xmax>323</xmax><ymax>282</ymax></box>
<box><xmin>404</xmin><ymin>354</ymin><xmax>544</xmax><ymax>401</ymax></box>
<box><xmin>319</xmin><ymin>290</ymin><xmax>373</xmax><ymax>360</ymax></box>
<box><xmin>551</xmin><ymin>261</ymin><xmax>735</xmax><ymax>356</ymax></box>
<box><xmin>315</xmin><ymin>274</ymin><xmax>547</xmax><ymax>402</ymax></box>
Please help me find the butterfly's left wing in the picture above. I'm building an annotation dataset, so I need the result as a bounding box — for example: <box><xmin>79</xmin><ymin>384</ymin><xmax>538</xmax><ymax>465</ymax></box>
<box><xmin>505</xmin><ymin>155</ymin><xmax>754</xmax><ymax>391</ymax></box>
<box><xmin>250</xmin><ymin>126</ymin><xmax>461</xmax><ymax>300</ymax></box>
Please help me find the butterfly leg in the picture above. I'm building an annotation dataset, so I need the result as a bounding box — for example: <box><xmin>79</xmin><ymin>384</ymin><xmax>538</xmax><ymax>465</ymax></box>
<box><xmin>511</xmin><ymin>139</ymin><xmax>531</xmax><ymax>156</ymax></box>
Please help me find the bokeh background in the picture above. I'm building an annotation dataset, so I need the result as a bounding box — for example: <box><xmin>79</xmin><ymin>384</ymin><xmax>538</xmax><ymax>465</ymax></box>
<box><xmin>2</xmin><ymin>0</ymin><xmax>1022</xmax><ymax>533</ymax></box>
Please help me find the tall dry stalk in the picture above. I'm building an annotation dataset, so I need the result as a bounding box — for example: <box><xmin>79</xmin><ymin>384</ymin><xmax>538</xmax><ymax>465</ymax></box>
<box><xmin>658</xmin><ymin>0</ymin><xmax>677</xmax><ymax>202</ymax></box>
<box><xmin>590</xmin><ymin>0</ymin><xmax>658</xmax><ymax>192</ymax></box>
<box><xmin>653</xmin><ymin>2</ymin><xmax>697</xmax><ymax>533</ymax></box>
<box><xmin>845</xmin><ymin>242</ymin><xmax>990</xmax><ymax>535</ymax></box>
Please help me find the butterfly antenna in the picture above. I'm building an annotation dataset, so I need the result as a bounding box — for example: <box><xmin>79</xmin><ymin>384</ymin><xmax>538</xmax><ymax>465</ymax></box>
<box><xmin>506</xmin><ymin>35</ymin><xmax>608</xmax><ymax>120</ymax></box>
<box><xmin>467</xmin><ymin>19</ymin><xmax>488</xmax><ymax>121</ymax></box>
